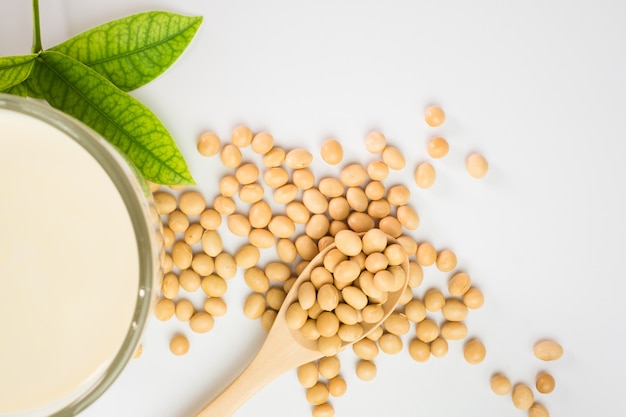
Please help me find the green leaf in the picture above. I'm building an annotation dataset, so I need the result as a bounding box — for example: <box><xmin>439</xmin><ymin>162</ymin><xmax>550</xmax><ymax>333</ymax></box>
<box><xmin>50</xmin><ymin>11</ymin><xmax>202</xmax><ymax>91</ymax></box>
<box><xmin>31</xmin><ymin>50</ymin><xmax>194</xmax><ymax>185</ymax></box>
<box><xmin>0</xmin><ymin>54</ymin><xmax>37</xmax><ymax>90</ymax></box>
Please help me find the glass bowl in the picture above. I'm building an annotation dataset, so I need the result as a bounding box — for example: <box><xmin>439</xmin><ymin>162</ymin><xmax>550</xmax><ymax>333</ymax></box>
<box><xmin>0</xmin><ymin>93</ymin><xmax>163</xmax><ymax>417</ymax></box>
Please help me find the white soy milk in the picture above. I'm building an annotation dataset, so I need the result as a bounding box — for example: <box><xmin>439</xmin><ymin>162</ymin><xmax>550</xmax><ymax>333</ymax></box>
<box><xmin>0</xmin><ymin>108</ymin><xmax>140</xmax><ymax>414</ymax></box>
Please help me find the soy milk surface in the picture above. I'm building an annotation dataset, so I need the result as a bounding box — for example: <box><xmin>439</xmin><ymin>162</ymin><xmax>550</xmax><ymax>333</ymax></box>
<box><xmin>0</xmin><ymin>108</ymin><xmax>140</xmax><ymax>414</ymax></box>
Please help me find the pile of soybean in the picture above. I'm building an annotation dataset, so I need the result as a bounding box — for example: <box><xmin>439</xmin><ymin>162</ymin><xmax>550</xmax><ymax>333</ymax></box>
<box><xmin>148</xmin><ymin>106</ymin><xmax>559</xmax><ymax>417</ymax></box>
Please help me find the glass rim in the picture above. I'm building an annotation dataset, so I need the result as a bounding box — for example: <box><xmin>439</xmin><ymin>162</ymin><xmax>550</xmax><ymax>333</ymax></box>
<box><xmin>0</xmin><ymin>93</ymin><xmax>161</xmax><ymax>417</ymax></box>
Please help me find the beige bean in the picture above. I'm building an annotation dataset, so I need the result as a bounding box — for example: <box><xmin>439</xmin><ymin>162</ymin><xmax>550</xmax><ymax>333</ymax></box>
<box><xmin>366</xmin><ymin>326</ymin><xmax>383</xmax><ymax>341</ymax></box>
<box><xmin>178</xmin><ymin>191</ymin><xmax>206</xmax><ymax>216</ymax></box>
<box><xmin>367</xmin><ymin>199</ymin><xmax>391</xmax><ymax>219</ymax></box>
<box><xmin>231</xmin><ymin>125</ymin><xmax>253</xmax><ymax>147</ymax></box>
<box><xmin>219</xmin><ymin>175</ymin><xmax>239</xmax><ymax>197</ymax></box>
<box><xmin>396</xmin><ymin>205</ymin><xmax>419</xmax><ymax>230</ymax></box>
<box><xmin>408</xmin><ymin>339</ymin><xmax>430</xmax><ymax>362</ymax></box>
<box><xmin>326</xmin><ymin>197</ymin><xmax>349</xmax><ymax>221</ymax></box>
<box><xmin>169</xmin><ymin>334</ymin><xmax>190</xmax><ymax>356</ymax></box>
<box><xmin>200</xmin><ymin>208</ymin><xmax>222</xmax><ymax>230</ymax></box>
<box><xmin>448</xmin><ymin>272</ymin><xmax>472</xmax><ymax>296</ymax></box>
<box><xmin>161</xmin><ymin>226</ymin><xmax>176</xmax><ymax>248</ymax></box>
<box><xmin>430</xmin><ymin>337</ymin><xmax>449</xmax><ymax>358</ymax></box>
<box><xmin>251</xmin><ymin>132</ymin><xmax>274</xmax><ymax>154</ymax></box>
<box><xmin>466</xmin><ymin>153</ymin><xmax>488</xmax><ymax>178</ymax></box>
<box><xmin>364</xmin><ymin>252</ymin><xmax>388</xmax><ymax>273</ymax></box>
<box><xmin>533</xmin><ymin>340</ymin><xmax>563</xmax><ymax>361</ymax></box>
<box><xmin>168</xmin><ymin>210</ymin><xmax>189</xmax><ymax>233</ymax></box>
<box><xmin>361</xmin><ymin>228</ymin><xmax>388</xmax><ymax>255</ymax></box>
<box><xmin>284</xmin><ymin>202</ymin><xmax>311</xmax><ymax>225</ymax></box>
<box><xmin>273</xmin><ymin>183</ymin><xmax>298</xmax><ymax>204</ymax></box>
<box><xmin>248</xmin><ymin>228</ymin><xmax>275</xmax><ymax>249</ymax></box>
<box><xmin>364</xmin><ymin>181</ymin><xmax>385</xmax><ymax>201</ymax></box>
<box><xmin>416</xmin><ymin>242</ymin><xmax>437</xmax><ymax>266</ymax></box>
<box><xmin>318</xmin><ymin>356</ymin><xmax>341</xmax><ymax>379</ymax></box>
<box><xmin>341</xmin><ymin>286</ymin><xmax>368</xmax><ymax>310</ymax></box>
<box><xmin>408</xmin><ymin>262</ymin><xmax>424</xmax><ymax>288</ymax></box>
<box><xmin>262</xmin><ymin>147</ymin><xmax>286</xmax><ymax>167</ymax></box>
<box><xmin>372</xmin><ymin>270</ymin><xmax>394</xmax><ymax>292</ymax></box>
<box><xmin>197</xmin><ymin>132</ymin><xmax>221</xmax><ymax>157</ymax></box>
<box><xmin>404</xmin><ymin>299</ymin><xmax>426</xmax><ymax>323</ymax></box>
<box><xmin>355</xmin><ymin>360</ymin><xmax>377</xmax><ymax>381</ymax></box>
<box><xmin>490</xmin><ymin>374</ymin><xmax>512</xmax><ymax>395</ymax></box>
<box><xmin>415</xmin><ymin>318</ymin><xmax>439</xmax><ymax>343</ymax></box>
<box><xmin>297</xmin><ymin>362</ymin><xmax>319</xmax><ymax>388</ymax></box>
<box><xmin>436</xmin><ymin>249</ymin><xmax>457</xmax><ymax>272</ymax></box>
<box><xmin>352</xmin><ymin>338</ymin><xmax>379</xmax><ymax>360</ymax></box>
<box><xmin>317</xmin><ymin>284</ymin><xmax>340</xmax><ymax>311</ymax></box>
<box><xmin>378</xmin><ymin>216</ymin><xmax>403</xmax><ymax>238</ymax></box>
<box><xmin>179</xmin><ymin>269</ymin><xmax>201</xmax><ymax>292</ymax></box>
<box><xmin>333</xmin><ymin>260</ymin><xmax>362</xmax><ymax>284</ymax></box>
<box><xmin>220</xmin><ymin>144</ymin><xmax>242</xmax><ymax>168</ymax></box>
<box><xmin>320</xmin><ymin>139</ymin><xmax>343</xmax><ymax>165</ymax></box>
<box><xmin>396</xmin><ymin>235</ymin><xmax>418</xmax><ymax>257</ymax></box>
<box><xmin>161</xmin><ymin>273</ymin><xmax>179</xmax><ymax>299</ymax></box>
<box><xmin>536</xmin><ymin>371</ymin><xmax>556</xmax><ymax>393</ymax></box>
<box><xmin>213</xmin><ymin>195</ymin><xmax>236</xmax><ymax>215</ymax></box>
<box><xmin>328</xmin><ymin>376</ymin><xmax>347</xmax><ymax>397</ymax></box>
<box><xmin>463</xmin><ymin>338</ymin><xmax>486</xmax><ymax>364</ymax></box>
<box><xmin>203</xmin><ymin>297</ymin><xmax>227</xmax><ymax>316</ymax></box>
<box><xmin>340</xmin><ymin>163</ymin><xmax>367</xmax><ymax>187</ymax></box>
<box><xmin>316</xmin><ymin>311</ymin><xmax>340</xmax><ymax>337</ymax></box>
<box><xmin>306</xmin><ymin>214</ymin><xmax>330</xmax><ymax>240</ymax></box>
<box><xmin>243</xmin><ymin>293</ymin><xmax>266</xmax><ymax>319</ymax></box>
<box><xmin>318</xmin><ymin>178</ymin><xmax>344</xmax><ymax>198</ymax></box>
<box><xmin>154</xmin><ymin>298</ymin><xmax>175</xmax><ymax>321</ymax></box>
<box><xmin>285</xmin><ymin>149</ymin><xmax>313</xmax><ymax>169</ymax></box>
<box><xmin>334</xmin><ymin>229</ymin><xmax>362</xmax><ymax>256</ymax></box>
<box><xmin>386</xmin><ymin>185</ymin><xmax>410</xmax><ymax>207</ymax></box>
<box><xmin>365</xmin><ymin>131</ymin><xmax>386</xmax><ymax>154</ymax></box>
<box><xmin>298</xmin><ymin>281</ymin><xmax>317</xmax><ymax>310</ymax></box>
<box><xmin>441</xmin><ymin>298</ymin><xmax>468</xmax><ymax>322</ymax></box>
<box><xmin>244</xmin><ymin>267</ymin><xmax>270</xmax><ymax>293</ymax></box>
<box><xmin>261</xmin><ymin>309</ymin><xmax>277</xmax><ymax>332</ymax></box>
<box><xmin>306</xmin><ymin>382</ymin><xmax>329</xmax><ymax>406</ymax></box>
<box><xmin>238</xmin><ymin>183</ymin><xmax>264</xmax><ymax>204</ymax></box>
<box><xmin>317</xmin><ymin>236</ymin><xmax>335</xmax><ymax>252</ymax></box>
<box><xmin>329</xmin><ymin>220</ymin><xmax>348</xmax><ymax>237</ymax></box>
<box><xmin>366</xmin><ymin>160</ymin><xmax>389</xmax><ymax>181</ymax></box>
<box><xmin>234</xmin><ymin>244</ymin><xmax>260</xmax><ymax>268</ymax></box>
<box><xmin>276</xmin><ymin>238</ymin><xmax>297</xmax><ymax>263</ymax></box>
<box><xmin>345</xmin><ymin>187</ymin><xmax>368</xmax><ymax>212</ymax></box>
<box><xmin>190</xmin><ymin>311</ymin><xmax>215</xmax><ymax>333</ymax></box>
<box><xmin>384</xmin><ymin>243</ymin><xmax>406</xmax><ymax>266</ymax></box>
<box><xmin>175</xmin><ymin>299</ymin><xmax>194</xmax><ymax>321</ymax></box>
<box><xmin>264</xmin><ymin>262</ymin><xmax>292</xmax><ymax>282</ymax></box>
<box><xmin>285</xmin><ymin>302</ymin><xmax>308</xmax><ymax>329</ymax></box>
<box><xmin>263</xmin><ymin>167</ymin><xmax>289</xmax><ymax>188</ymax></box>
<box><xmin>227</xmin><ymin>213</ymin><xmax>251</xmax><ymax>237</ymax></box>
<box><xmin>382</xmin><ymin>146</ymin><xmax>405</xmax><ymax>170</ymax></box>
<box><xmin>427</xmin><ymin>136</ymin><xmax>449</xmax><ymax>158</ymax></box>
<box><xmin>424</xmin><ymin>289</ymin><xmax>445</xmax><ymax>312</ymax></box>
<box><xmin>338</xmin><ymin>323</ymin><xmax>364</xmax><ymax>342</ymax></box>
<box><xmin>424</xmin><ymin>105</ymin><xmax>445</xmax><ymax>126</ymax></box>
<box><xmin>235</xmin><ymin>163</ymin><xmax>259</xmax><ymax>185</ymax></box>
<box><xmin>268</xmin><ymin>215</ymin><xmax>296</xmax><ymax>238</ymax></box>
<box><xmin>440</xmin><ymin>321</ymin><xmax>468</xmax><ymax>340</ymax></box>
<box><xmin>311</xmin><ymin>266</ymin><xmax>334</xmax><ymax>288</ymax></box>
<box><xmin>214</xmin><ymin>252</ymin><xmax>237</xmax><ymax>279</ymax></box>
<box><xmin>248</xmin><ymin>200</ymin><xmax>272</xmax><ymax>229</ymax></box>
<box><xmin>292</xmin><ymin>168</ymin><xmax>315</xmax><ymax>190</ymax></box>
<box><xmin>172</xmin><ymin>241</ymin><xmax>193</xmax><ymax>270</ymax></box>
<box><xmin>529</xmin><ymin>403</ymin><xmax>550</xmax><ymax>417</ymax></box>
<box><xmin>378</xmin><ymin>333</ymin><xmax>403</xmax><ymax>355</ymax></box>
<box><xmin>266</xmin><ymin>287</ymin><xmax>287</xmax><ymax>311</ymax></box>
<box><xmin>361</xmin><ymin>299</ymin><xmax>386</xmax><ymax>321</ymax></box>
<box><xmin>201</xmin><ymin>274</ymin><xmax>228</xmax><ymax>297</ymax></box>
<box><xmin>183</xmin><ymin>223</ymin><xmax>203</xmax><ymax>246</ymax></box>
<box><xmin>512</xmin><ymin>384</ymin><xmax>534</xmax><ymax>410</ymax></box>
<box><xmin>347</xmin><ymin>212</ymin><xmax>375</xmax><ymax>233</ymax></box>
<box><xmin>415</xmin><ymin>162</ymin><xmax>436</xmax><ymax>189</ymax></box>
<box><xmin>463</xmin><ymin>287</ymin><xmax>484</xmax><ymax>309</ymax></box>
<box><xmin>334</xmin><ymin>303</ymin><xmax>359</xmax><ymax>325</ymax></box>
<box><xmin>384</xmin><ymin>312</ymin><xmax>410</xmax><ymax>335</ymax></box>
<box><xmin>303</xmin><ymin>188</ymin><xmax>329</xmax><ymax>214</ymax></box>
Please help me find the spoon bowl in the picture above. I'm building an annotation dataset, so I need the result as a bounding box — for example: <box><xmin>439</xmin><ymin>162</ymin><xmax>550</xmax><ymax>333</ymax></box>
<box><xmin>193</xmin><ymin>232</ymin><xmax>409</xmax><ymax>417</ymax></box>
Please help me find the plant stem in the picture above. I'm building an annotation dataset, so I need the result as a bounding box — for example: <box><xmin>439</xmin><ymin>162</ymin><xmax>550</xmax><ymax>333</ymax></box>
<box><xmin>31</xmin><ymin>0</ymin><xmax>42</xmax><ymax>53</ymax></box>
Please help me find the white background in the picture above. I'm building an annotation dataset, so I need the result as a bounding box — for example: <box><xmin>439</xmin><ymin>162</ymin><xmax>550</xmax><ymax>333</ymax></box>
<box><xmin>1</xmin><ymin>1</ymin><xmax>625</xmax><ymax>416</ymax></box>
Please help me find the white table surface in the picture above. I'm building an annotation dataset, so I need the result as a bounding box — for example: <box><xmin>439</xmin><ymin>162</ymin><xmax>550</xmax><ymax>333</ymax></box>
<box><xmin>2</xmin><ymin>1</ymin><xmax>625</xmax><ymax>416</ymax></box>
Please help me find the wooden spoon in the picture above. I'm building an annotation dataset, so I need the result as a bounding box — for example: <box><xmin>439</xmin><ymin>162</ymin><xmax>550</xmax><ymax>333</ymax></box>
<box><xmin>193</xmin><ymin>234</ymin><xmax>409</xmax><ymax>417</ymax></box>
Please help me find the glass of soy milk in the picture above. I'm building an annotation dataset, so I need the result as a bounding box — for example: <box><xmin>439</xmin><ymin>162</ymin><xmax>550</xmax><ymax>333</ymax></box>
<box><xmin>0</xmin><ymin>94</ymin><xmax>163</xmax><ymax>416</ymax></box>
